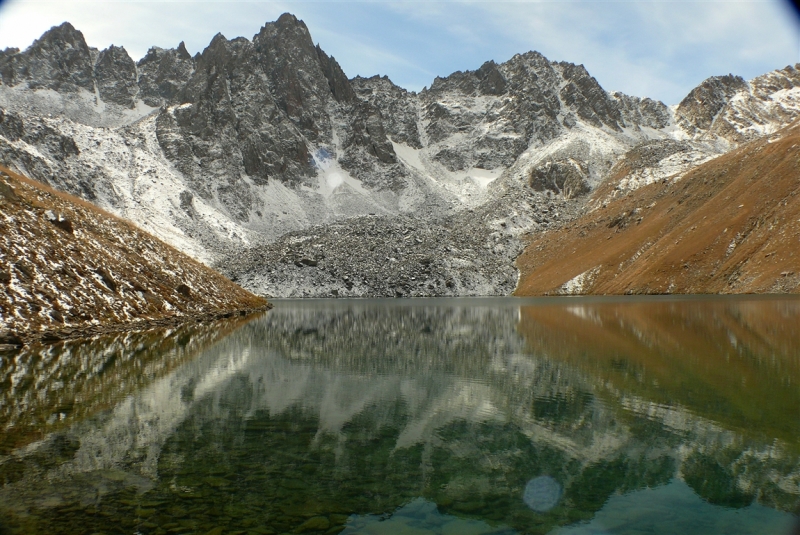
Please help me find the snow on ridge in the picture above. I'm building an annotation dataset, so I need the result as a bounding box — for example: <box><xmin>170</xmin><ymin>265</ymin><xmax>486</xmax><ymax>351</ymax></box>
<box><xmin>391</xmin><ymin>140</ymin><xmax>502</xmax><ymax>207</ymax></box>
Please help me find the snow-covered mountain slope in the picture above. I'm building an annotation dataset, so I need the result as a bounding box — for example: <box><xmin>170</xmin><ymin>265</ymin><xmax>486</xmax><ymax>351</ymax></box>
<box><xmin>0</xmin><ymin>166</ymin><xmax>266</xmax><ymax>341</ymax></box>
<box><xmin>675</xmin><ymin>65</ymin><xmax>800</xmax><ymax>146</ymax></box>
<box><xmin>1</xmin><ymin>14</ymin><xmax>799</xmax><ymax>297</ymax></box>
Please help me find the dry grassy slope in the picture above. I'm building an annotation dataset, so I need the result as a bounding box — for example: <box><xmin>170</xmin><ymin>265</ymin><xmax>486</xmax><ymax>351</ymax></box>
<box><xmin>0</xmin><ymin>165</ymin><xmax>267</xmax><ymax>342</ymax></box>
<box><xmin>515</xmin><ymin>121</ymin><xmax>800</xmax><ymax>295</ymax></box>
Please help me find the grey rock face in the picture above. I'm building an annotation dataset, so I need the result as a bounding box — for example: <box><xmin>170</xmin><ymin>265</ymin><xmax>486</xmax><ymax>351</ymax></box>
<box><xmin>0</xmin><ymin>22</ymin><xmax>94</xmax><ymax>92</ymax></box>
<box><xmin>153</xmin><ymin>12</ymin><xmax>404</xmax><ymax>219</ymax></box>
<box><xmin>707</xmin><ymin>65</ymin><xmax>800</xmax><ymax>144</ymax></box>
<box><xmin>136</xmin><ymin>42</ymin><xmax>195</xmax><ymax>107</ymax></box>
<box><xmin>159</xmin><ymin>31</ymin><xmax>313</xmax><ymax>200</ymax></box>
<box><xmin>95</xmin><ymin>45</ymin><xmax>138</xmax><ymax>108</ymax></box>
<box><xmin>528</xmin><ymin>159</ymin><xmax>590</xmax><ymax>199</ymax></box>
<box><xmin>0</xmin><ymin>108</ymin><xmax>79</xmax><ymax>160</ymax></box>
<box><xmin>671</xmin><ymin>66</ymin><xmax>800</xmax><ymax>145</ymax></box>
<box><xmin>610</xmin><ymin>92</ymin><xmax>671</xmax><ymax>130</ymax></box>
<box><xmin>352</xmin><ymin>75</ymin><xmax>422</xmax><ymax>148</ymax></box>
<box><xmin>316</xmin><ymin>45</ymin><xmax>356</xmax><ymax>104</ymax></box>
<box><xmin>0</xmin><ymin>108</ymin><xmax>24</xmax><ymax>140</ymax></box>
<box><xmin>416</xmin><ymin>51</ymin><xmax>647</xmax><ymax>175</ymax></box>
<box><xmin>555</xmin><ymin>62</ymin><xmax>624</xmax><ymax>131</ymax></box>
<box><xmin>675</xmin><ymin>75</ymin><xmax>748</xmax><ymax>135</ymax></box>
<box><xmin>253</xmin><ymin>13</ymin><xmax>336</xmax><ymax>143</ymax></box>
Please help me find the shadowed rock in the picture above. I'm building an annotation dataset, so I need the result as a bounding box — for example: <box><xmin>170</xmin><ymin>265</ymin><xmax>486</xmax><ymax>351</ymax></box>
<box><xmin>94</xmin><ymin>45</ymin><xmax>138</xmax><ymax>108</ymax></box>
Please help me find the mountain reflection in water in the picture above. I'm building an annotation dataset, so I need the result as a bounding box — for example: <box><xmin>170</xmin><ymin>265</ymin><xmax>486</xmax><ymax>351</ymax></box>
<box><xmin>0</xmin><ymin>297</ymin><xmax>798</xmax><ymax>535</ymax></box>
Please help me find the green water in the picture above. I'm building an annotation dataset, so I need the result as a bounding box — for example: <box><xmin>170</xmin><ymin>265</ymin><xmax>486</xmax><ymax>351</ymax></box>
<box><xmin>1</xmin><ymin>296</ymin><xmax>799</xmax><ymax>534</ymax></box>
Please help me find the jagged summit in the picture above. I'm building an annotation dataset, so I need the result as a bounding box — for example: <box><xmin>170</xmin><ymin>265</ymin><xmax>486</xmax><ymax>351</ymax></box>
<box><xmin>0</xmin><ymin>22</ymin><xmax>95</xmax><ymax>92</ymax></box>
<box><xmin>1</xmin><ymin>14</ymin><xmax>799</xmax><ymax>297</ymax></box>
<box><xmin>136</xmin><ymin>42</ymin><xmax>195</xmax><ymax>107</ymax></box>
<box><xmin>675</xmin><ymin>74</ymin><xmax>748</xmax><ymax>136</ymax></box>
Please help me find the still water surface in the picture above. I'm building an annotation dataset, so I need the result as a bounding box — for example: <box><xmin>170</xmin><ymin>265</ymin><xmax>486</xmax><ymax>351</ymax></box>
<box><xmin>1</xmin><ymin>296</ymin><xmax>799</xmax><ymax>534</ymax></box>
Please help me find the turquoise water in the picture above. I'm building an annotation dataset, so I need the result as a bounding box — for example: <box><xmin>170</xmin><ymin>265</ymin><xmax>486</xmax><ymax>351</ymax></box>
<box><xmin>0</xmin><ymin>296</ymin><xmax>798</xmax><ymax>534</ymax></box>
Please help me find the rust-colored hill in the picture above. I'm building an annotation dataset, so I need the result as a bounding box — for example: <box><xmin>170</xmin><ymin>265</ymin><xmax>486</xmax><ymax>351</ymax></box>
<box><xmin>515</xmin><ymin>122</ymin><xmax>800</xmax><ymax>295</ymax></box>
<box><xmin>0</xmin><ymin>166</ymin><xmax>268</xmax><ymax>345</ymax></box>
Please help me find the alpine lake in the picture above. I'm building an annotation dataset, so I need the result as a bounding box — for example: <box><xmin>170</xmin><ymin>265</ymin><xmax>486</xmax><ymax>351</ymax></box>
<box><xmin>1</xmin><ymin>296</ymin><xmax>799</xmax><ymax>535</ymax></box>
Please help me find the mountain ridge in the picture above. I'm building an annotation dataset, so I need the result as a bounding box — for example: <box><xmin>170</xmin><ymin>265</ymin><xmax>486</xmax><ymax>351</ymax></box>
<box><xmin>1</xmin><ymin>14</ymin><xmax>799</xmax><ymax>297</ymax></box>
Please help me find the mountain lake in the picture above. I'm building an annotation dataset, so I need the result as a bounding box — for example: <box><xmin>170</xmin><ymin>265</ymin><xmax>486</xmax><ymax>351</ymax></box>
<box><xmin>1</xmin><ymin>296</ymin><xmax>799</xmax><ymax>534</ymax></box>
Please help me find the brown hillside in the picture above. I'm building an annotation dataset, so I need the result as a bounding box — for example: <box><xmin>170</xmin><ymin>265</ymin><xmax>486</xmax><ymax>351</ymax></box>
<box><xmin>0</xmin><ymin>166</ymin><xmax>268</xmax><ymax>344</ymax></box>
<box><xmin>515</xmin><ymin>122</ymin><xmax>800</xmax><ymax>295</ymax></box>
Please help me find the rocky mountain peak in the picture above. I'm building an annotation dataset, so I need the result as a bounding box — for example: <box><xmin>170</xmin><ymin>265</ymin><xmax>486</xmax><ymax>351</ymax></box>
<box><xmin>609</xmin><ymin>92</ymin><xmax>671</xmax><ymax>130</ymax></box>
<box><xmin>351</xmin><ymin>75</ymin><xmax>422</xmax><ymax>148</ymax></box>
<box><xmin>136</xmin><ymin>43</ymin><xmax>196</xmax><ymax>108</ymax></box>
<box><xmin>176</xmin><ymin>41</ymin><xmax>192</xmax><ymax>61</ymax></box>
<box><xmin>252</xmin><ymin>14</ymin><xmax>337</xmax><ymax>143</ymax></box>
<box><xmin>94</xmin><ymin>45</ymin><xmax>137</xmax><ymax>108</ymax></box>
<box><xmin>0</xmin><ymin>22</ymin><xmax>94</xmax><ymax>92</ymax></box>
<box><xmin>159</xmin><ymin>27</ymin><xmax>317</xmax><ymax>198</ymax></box>
<box><xmin>675</xmin><ymin>74</ymin><xmax>748</xmax><ymax>135</ymax></box>
<box><xmin>316</xmin><ymin>45</ymin><xmax>356</xmax><ymax>103</ymax></box>
<box><xmin>475</xmin><ymin>60</ymin><xmax>508</xmax><ymax>95</ymax></box>
<box><xmin>555</xmin><ymin>61</ymin><xmax>624</xmax><ymax>131</ymax></box>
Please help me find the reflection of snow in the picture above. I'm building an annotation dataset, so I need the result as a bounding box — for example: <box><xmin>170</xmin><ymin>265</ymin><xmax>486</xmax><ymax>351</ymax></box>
<box><xmin>551</xmin><ymin>479</ymin><xmax>793</xmax><ymax>535</ymax></box>
<box><xmin>5</xmin><ymin>301</ymin><xmax>800</xmax><ymax>519</ymax></box>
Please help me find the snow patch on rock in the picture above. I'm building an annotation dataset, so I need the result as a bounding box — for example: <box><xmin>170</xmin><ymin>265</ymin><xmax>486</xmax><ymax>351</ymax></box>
<box><xmin>559</xmin><ymin>266</ymin><xmax>600</xmax><ymax>295</ymax></box>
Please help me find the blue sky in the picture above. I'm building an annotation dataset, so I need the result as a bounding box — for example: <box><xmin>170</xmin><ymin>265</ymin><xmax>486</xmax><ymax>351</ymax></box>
<box><xmin>0</xmin><ymin>0</ymin><xmax>798</xmax><ymax>105</ymax></box>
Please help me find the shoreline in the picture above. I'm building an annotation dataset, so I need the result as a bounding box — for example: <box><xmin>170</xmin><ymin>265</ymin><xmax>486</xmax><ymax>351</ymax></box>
<box><xmin>0</xmin><ymin>303</ymin><xmax>273</xmax><ymax>350</ymax></box>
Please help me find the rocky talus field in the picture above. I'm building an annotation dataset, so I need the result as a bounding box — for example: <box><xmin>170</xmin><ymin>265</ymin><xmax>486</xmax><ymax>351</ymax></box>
<box><xmin>0</xmin><ymin>166</ymin><xmax>267</xmax><ymax>346</ymax></box>
<box><xmin>1</xmin><ymin>13</ymin><xmax>799</xmax><ymax>297</ymax></box>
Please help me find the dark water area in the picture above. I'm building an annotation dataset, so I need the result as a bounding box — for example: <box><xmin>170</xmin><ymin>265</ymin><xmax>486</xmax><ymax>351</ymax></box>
<box><xmin>1</xmin><ymin>296</ymin><xmax>799</xmax><ymax>534</ymax></box>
